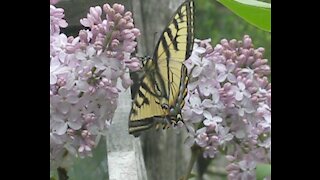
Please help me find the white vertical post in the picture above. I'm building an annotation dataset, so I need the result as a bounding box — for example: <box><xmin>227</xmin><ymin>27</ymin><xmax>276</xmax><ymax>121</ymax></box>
<box><xmin>106</xmin><ymin>81</ymin><xmax>148</xmax><ymax>180</ymax></box>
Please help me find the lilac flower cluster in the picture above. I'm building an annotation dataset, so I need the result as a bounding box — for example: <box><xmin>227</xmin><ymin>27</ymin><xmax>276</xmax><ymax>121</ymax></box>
<box><xmin>50</xmin><ymin>2</ymin><xmax>140</xmax><ymax>169</ymax></box>
<box><xmin>182</xmin><ymin>36</ymin><xmax>271</xmax><ymax>179</ymax></box>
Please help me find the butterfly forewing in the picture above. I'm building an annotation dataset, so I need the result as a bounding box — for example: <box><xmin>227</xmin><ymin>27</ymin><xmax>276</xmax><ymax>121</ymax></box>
<box><xmin>155</xmin><ymin>0</ymin><xmax>194</xmax><ymax>107</ymax></box>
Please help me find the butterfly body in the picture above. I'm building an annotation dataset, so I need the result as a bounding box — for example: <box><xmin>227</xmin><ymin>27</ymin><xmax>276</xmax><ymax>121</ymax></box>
<box><xmin>129</xmin><ymin>0</ymin><xmax>194</xmax><ymax>136</ymax></box>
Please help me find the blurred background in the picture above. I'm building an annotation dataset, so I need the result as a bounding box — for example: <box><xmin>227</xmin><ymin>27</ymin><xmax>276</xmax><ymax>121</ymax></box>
<box><xmin>195</xmin><ymin>0</ymin><xmax>271</xmax><ymax>65</ymax></box>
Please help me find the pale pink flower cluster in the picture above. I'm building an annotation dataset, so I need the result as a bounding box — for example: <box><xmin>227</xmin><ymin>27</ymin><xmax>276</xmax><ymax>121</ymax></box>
<box><xmin>50</xmin><ymin>2</ymin><xmax>140</xmax><ymax>169</ymax></box>
<box><xmin>182</xmin><ymin>36</ymin><xmax>271</xmax><ymax>180</ymax></box>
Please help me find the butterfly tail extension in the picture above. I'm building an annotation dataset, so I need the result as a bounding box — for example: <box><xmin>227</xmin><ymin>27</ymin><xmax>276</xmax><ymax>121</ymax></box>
<box><xmin>128</xmin><ymin>118</ymin><xmax>155</xmax><ymax>137</ymax></box>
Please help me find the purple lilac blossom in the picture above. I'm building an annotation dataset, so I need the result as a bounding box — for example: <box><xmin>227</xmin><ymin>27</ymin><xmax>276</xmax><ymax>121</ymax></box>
<box><xmin>50</xmin><ymin>2</ymin><xmax>140</xmax><ymax>169</ymax></box>
<box><xmin>182</xmin><ymin>36</ymin><xmax>271</xmax><ymax>179</ymax></box>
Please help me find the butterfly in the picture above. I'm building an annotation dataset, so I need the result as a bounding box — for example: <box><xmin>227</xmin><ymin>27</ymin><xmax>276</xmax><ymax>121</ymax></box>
<box><xmin>129</xmin><ymin>0</ymin><xmax>194</xmax><ymax>137</ymax></box>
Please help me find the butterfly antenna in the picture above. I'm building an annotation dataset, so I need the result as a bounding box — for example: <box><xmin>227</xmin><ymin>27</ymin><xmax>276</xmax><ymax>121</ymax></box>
<box><xmin>136</xmin><ymin>55</ymin><xmax>144</xmax><ymax>59</ymax></box>
<box><xmin>153</xmin><ymin>31</ymin><xmax>158</xmax><ymax>51</ymax></box>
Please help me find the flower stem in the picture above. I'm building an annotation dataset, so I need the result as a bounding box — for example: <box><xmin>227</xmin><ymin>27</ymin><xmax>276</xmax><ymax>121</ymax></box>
<box><xmin>183</xmin><ymin>145</ymin><xmax>201</xmax><ymax>180</ymax></box>
<box><xmin>103</xmin><ymin>30</ymin><xmax>113</xmax><ymax>52</ymax></box>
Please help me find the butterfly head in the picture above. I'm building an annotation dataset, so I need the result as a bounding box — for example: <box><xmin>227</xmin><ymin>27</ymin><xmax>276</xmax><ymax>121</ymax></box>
<box><xmin>161</xmin><ymin>103</ymin><xmax>169</xmax><ymax>110</ymax></box>
<box><xmin>140</xmin><ymin>55</ymin><xmax>152</xmax><ymax>62</ymax></box>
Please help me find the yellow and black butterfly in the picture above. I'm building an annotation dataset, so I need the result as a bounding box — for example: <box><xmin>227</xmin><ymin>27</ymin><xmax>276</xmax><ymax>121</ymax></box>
<box><xmin>129</xmin><ymin>0</ymin><xmax>194</xmax><ymax>137</ymax></box>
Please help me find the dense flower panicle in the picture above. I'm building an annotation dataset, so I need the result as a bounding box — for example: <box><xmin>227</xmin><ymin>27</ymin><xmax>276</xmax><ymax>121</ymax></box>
<box><xmin>50</xmin><ymin>5</ymin><xmax>68</xmax><ymax>36</ymax></box>
<box><xmin>182</xmin><ymin>36</ymin><xmax>271</xmax><ymax>179</ymax></box>
<box><xmin>78</xmin><ymin>4</ymin><xmax>141</xmax><ymax>64</ymax></box>
<box><xmin>50</xmin><ymin>3</ymin><xmax>140</xmax><ymax>169</ymax></box>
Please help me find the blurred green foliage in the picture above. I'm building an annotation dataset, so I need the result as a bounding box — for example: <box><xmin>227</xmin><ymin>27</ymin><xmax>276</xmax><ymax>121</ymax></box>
<box><xmin>256</xmin><ymin>163</ymin><xmax>271</xmax><ymax>180</ymax></box>
<box><xmin>195</xmin><ymin>0</ymin><xmax>271</xmax><ymax>64</ymax></box>
<box><xmin>67</xmin><ymin>137</ymin><xmax>108</xmax><ymax>180</ymax></box>
<box><xmin>50</xmin><ymin>138</ymin><xmax>108</xmax><ymax>180</ymax></box>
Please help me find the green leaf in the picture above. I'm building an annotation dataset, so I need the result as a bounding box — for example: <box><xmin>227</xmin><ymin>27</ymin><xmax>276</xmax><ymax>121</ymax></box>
<box><xmin>217</xmin><ymin>0</ymin><xmax>271</xmax><ymax>32</ymax></box>
<box><xmin>256</xmin><ymin>163</ymin><xmax>271</xmax><ymax>180</ymax></box>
